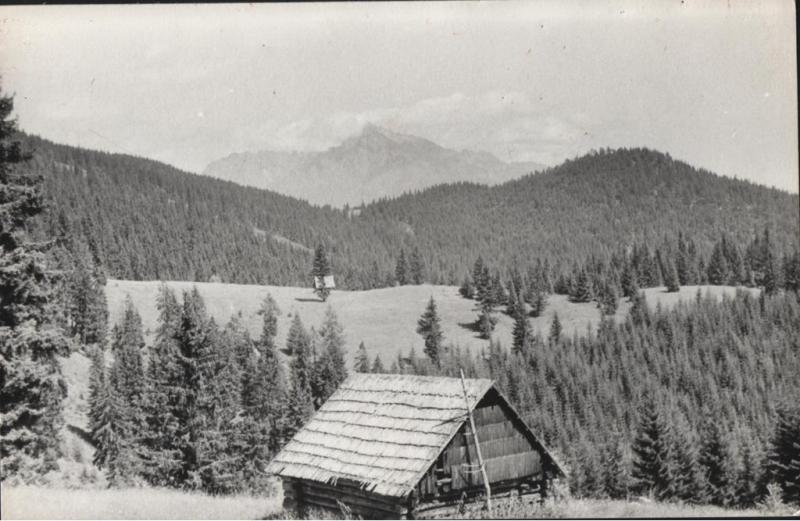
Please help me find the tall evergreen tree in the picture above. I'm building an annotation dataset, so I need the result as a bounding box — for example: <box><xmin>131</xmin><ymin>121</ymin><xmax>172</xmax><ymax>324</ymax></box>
<box><xmin>0</xmin><ymin>89</ymin><xmax>69</xmax><ymax>481</ymax></box>
<box><xmin>65</xmin><ymin>246</ymin><xmax>108</xmax><ymax>345</ymax></box>
<box><xmin>569</xmin><ymin>269</ymin><xmax>594</xmax><ymax>303</ymax></box>
<box><xmin>416</xmin><ymin>296</ymin><xmax>444</xmax><ymax>367</ymax></box>
<box><xmin>371</xmin><ymin>354</ymin><xmax>385</xmax><ymax>374</ymax></box>
<box><xmin>602</xmin><ymin>437</ymin><xmax>630</xmax><ymax>500</ymax></box>
<box><xmin>354</xmin><ymin>341</ymin><xmax>370</xmax><ymax>373</ymax></box>
<box><xmin>312</xmin><ymin>307</ymin><xmax>348</xmax><ymax>407</ymax></box>
<box><xmin>409</xmin><ymin>247</ymin><xmax>424</xmax><ymax>285</ymax></box>
<box><xmin>706</xmin><ymin>242</ymin><xmax>730</xmax><ymax>286</ymax></box>
<box><xmin>140</xmin><ymin>284</ymin><xmax>184</xmax><ymax>486</ymax></box>
<box><xmin>511</xmin><ymin>293</ymin><xmax>532</xmax><ymax>355</ymax></box>
<box><xmin>284</xmin><ymin>315</ymin><xmax>314</xmax><ymax>440</ymax></box>
<box><xmin>631</xmin><ymin>402</ymin><xmax>673</xmax><ymax>500</ymax></box>
<box><xmin>698</xmin><ymin>418</ymin><xmax>734</xmax><ymax>506</ymax></box>
<box><xmin>311</xmin><ymin>243</ymin><xmax>332</xmax><ymax>301</ymax></box>
<box><xmin>765</xmin><ymin>401</ymin><xmax>800</xmax><ymax>504</ymax></box>
<box><xmin>395</xmin><ymin>249</ymin><xmax>407</xmax><ymax>286</ymax></box>
<box><xmin>548</xmin><ymin>312</ymin><xmax>562</xmax><ymax>344</ymax></box>
<box><xmin>663</xmin><ymin>257</ymin><xmax>680</xmax><ymax>293</ymax></box>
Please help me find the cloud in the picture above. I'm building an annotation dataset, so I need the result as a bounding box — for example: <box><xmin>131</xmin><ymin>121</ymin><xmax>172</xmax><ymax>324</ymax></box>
<box><xmin>230</xmin><ymin>91</ymin><xmax>589</xmax><ymax>166</ymax></box>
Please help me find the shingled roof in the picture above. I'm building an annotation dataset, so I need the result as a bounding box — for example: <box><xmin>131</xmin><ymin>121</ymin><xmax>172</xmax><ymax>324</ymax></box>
<box><xmin>266</xmin><ymin>373</ymin><xmax>561</xmax><ymax>498</ymax></box>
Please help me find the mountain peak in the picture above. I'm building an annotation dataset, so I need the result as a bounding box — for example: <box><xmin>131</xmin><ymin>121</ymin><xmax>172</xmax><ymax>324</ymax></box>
<box><xmin>341</xmin><ymin>123</ymin><xmax>430</xmax><ymax>149</ymax></box>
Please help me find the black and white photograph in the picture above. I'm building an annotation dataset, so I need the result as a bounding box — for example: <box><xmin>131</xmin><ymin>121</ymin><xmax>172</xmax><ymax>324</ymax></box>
<box><xmin>0</xmin><ymin>1</ymin><xmax>798</xmax><ymax>519</ymax></box>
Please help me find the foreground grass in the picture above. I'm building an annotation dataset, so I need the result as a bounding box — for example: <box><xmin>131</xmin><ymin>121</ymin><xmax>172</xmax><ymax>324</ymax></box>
<box><xmin>0</xmin><ymin>485</ymin><xmax>282</xmax><ymax>520</ymax></box>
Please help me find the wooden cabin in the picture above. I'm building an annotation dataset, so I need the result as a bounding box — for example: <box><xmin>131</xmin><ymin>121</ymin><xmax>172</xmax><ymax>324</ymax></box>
<box><xmin>266</xmin><ymin>373</ymin><xmax>565</xmax><ymax>519</ymax></box>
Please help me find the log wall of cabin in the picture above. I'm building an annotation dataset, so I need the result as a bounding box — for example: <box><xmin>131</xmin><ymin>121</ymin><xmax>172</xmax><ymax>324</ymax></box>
<box><xmin>282</xmin><ymin>477</ymin><xmax>407</xmax><ymax>519</ymax></box>
<box><xmin>414</xmin><ymin>389</ymin><xmax>544</xmax><ymax>502</ymax></box>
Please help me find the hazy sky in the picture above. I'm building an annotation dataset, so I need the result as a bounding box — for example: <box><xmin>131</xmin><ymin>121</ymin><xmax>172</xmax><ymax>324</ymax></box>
<box><xmin>1</xmin><ymin>1</ymin><xmax>797</xmax><ymax>192</ymax></box>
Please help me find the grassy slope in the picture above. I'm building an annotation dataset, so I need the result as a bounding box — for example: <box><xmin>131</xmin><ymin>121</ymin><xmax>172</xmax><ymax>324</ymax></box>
<box><xmin>105</xmin><ymin>279</ymin><xmax>758</xmax><ymax>367</ymax></box>
<box><xmin>0</xmin><ymin>485</ymin><xmax>282</xmax><ymax>520</ymax></box>
<box><xmin>4</xmin><ymin>486</ymin><xmax>793</xmax><ymax>519</ymax></box>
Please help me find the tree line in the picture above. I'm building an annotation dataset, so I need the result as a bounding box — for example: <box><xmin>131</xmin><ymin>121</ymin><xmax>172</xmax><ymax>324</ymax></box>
<box><xmin>88</xmin><ymin>287</ymin><xmax>349</xmax><ymax>493</ymax></box>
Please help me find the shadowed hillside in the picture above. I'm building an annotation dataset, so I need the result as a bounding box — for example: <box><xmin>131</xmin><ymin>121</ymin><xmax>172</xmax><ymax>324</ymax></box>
<box><xmin>21</xmin><ymin>133</ymin><xmax>797</xmax><ymax>289</ymax></box>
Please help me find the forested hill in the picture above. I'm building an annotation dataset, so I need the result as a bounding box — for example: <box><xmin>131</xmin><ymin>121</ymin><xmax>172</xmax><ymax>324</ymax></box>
<box><xmin>23</xmin><ymin>133</ymin><xmax>798</xmax><ymax>288</ymax></box>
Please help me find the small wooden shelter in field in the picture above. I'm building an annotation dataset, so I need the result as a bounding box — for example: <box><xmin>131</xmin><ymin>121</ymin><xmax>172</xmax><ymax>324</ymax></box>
<box><xmin>266</xmin><ymin>373</ymin><xmax>565</xmax><ymax>519</ymax></box>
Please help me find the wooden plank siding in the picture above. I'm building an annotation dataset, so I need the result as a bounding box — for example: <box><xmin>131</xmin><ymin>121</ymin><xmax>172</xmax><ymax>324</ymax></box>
<box><xmin>282</xmin><ymin>477</ymin><xmax>408</xmax><ymax>519</ymax></box>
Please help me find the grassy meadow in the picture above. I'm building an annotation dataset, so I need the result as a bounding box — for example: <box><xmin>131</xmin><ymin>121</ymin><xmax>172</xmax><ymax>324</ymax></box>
<box><xmin>105</xmin><ymin>279</ymin><xmax>757</xmax><ymax>367</ymax></box>
<box><xmin>0</xmin><ymin>485</ymin><xmax>282</xmax><ymax>520</ymax></box>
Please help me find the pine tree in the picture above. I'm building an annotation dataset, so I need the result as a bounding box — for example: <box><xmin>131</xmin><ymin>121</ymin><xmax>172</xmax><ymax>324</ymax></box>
<box><xmin>311</xmin><ymin>243</ymin><xmax>332</xmax><ymax>301</ymax></box>
<box><xmin>488</xmin><ymin>272</ymin><xmax>507</xmax><ymax>309</ymax></box>
<box><xmin>371</xmin><ymin>354</ymin><xmax>385</xmax><ymax>374</ymax></box>
<box><xmin>548</xmin><ymin>312</ymin><xmax>562</xmax><ymax>344</ymax></box>
<box><xmin>596</xmin><ymin>279</ymin><xmax>619</xmax><ymax>316</ymax></box>
<box><xmin>459</xmin><ymin>275</ymin><xmax>475</xmax><ymax>299</ymax></box>
<box><xmin>663</xmin><ymin>257</ymin><xmax>680</xmax><ymax>293</ymax></box>
<box><xmin>477</xmin><ymin>302</ymin><xmax>497</xmax><ymax>340</ymax></box>
<box><xmin>354</xmin><ymin>341</ymin><xmax>370</xmax><ymax>373</ymax></box>
<box><xmin>670</xmin><ymin>425</ymin><xmax>704</xmax><ymax>503</ymax></box>
<box><xmin>706</xmin><ymin>242</ymin><xmax>729</xmax><ymax>286</ymax></box>
<box><xmin>395</xmin><ymin>249</ymin><xmax>407</xmax><ymax>286</ymax></box>
<box><xmin>284</xmin><ymin>315</ymin><xmax>314</xmax><ymax>440</ymax></box>
<box><xmin>194</xmin><ymin>325</ymin><xmax>243</xmax><ymax>493</ymax></box>
<box><xmin>631</xmin><ymin>402</ymin><xmax>673</xmax><ymax>500</ymax></box>
<box><xmin>65</xmin><ymin>245</ymin><xmax>108</xmax><ymax>345</ymax></box>
<box><xmin>87</xmin><ymin>345</ymin><xmax>106</xmax><ymax>446</ymax></box>
<box><xmin>171</xmin><ymin>287</ymin><xmax>216</xmax><ymax>488</ymax></box>
<box><xmin>0</xmin><ymin>89</ymin><xmax>70</xmax><ymax>481</ymax></box>
<box><xmin>139</xmin><ymin>284</ymin><xmax>184</xmax><ymax>487</ymax></box>
<box><xmin>416</xmin><ymin>296</ymin><xmax>444</xmax><ymax>367</ymax></box>
<box><xmin>511</xmin><ymin>293</ymin><xmax>532</xmax><ymax>355</ymax></box>
<box><xmin>312</xmin><ymin>307</ymin><xmax>348</xmax><ymax>407</ymax></box>
<box><xmin>602</xmin><ymin>437</ymin><xmax>630</xmax><ymax>500</ymax></box>
<box><xmin>698</xmin><ymin>419</ymin><xmax>734</xmax><ymax>506</ymax></box>
<box><xmin>409</xmin><ymin>247</ymin><xmax>424</xmax><ymax>285</ymax></box>
<box><xmin>569</xmin><ymin>269</ymin><xmax>594</xmax><ymax>303</ymax></box>
<box><xmin>765</xmin><ymin>401</ymin><xmax>800</xmax><ymax>504</ymax></box>
<box><xmin>472</xmin><ymin>257</ymin><xmax>488</xmax><ymax>300</ymax></box>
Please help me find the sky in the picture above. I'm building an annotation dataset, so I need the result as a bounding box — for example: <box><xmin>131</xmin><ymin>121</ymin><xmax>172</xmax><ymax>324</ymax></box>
<box><xmin>0</xmin><ymin>1</ymin><xmax>797</xmax><ymax>192</ymax></box>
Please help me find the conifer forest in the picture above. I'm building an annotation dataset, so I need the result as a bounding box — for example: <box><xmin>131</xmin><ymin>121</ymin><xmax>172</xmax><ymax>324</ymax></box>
<box><xmin>1</xmin><ymin>3</ymin><xmax>799</xmax><ymax>518</ymax></box>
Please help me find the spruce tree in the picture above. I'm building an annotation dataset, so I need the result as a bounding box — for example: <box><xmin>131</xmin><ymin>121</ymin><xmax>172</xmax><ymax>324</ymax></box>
<box><xmin>698</xmin><ymin>419</ymin><xmax>734</xmax><ymax>506</ymax></box>
<box><xmin>511</xmin><ymin>293</ymin><xmax>532</xmax><ymax>355</ymax></box>
<box><xmin>417</xmin><ymin>296</ymin><xmax>444</xmax><ymax>367</ymax></box>
<box><xmin>140</xmin><ymin>284</ymin><xmax>184</xmax><ymax>486</ymax></box>
<box><xmin>459</xmin><ymin>275</ymin><xmax>475</xmax><ymax>299</ymax></box>
<box><xmin>312</xmin><ymin>307</ymin><xmax>348</xmax><ymax>407</ymax></box>
<box><xmin>706</xmin><ymin>242</ymin><xmax>730</xmax><ymax>286</ymax></box>
<box><xmin>284</xmin><ymin>315</ymin><xmax>314</xmax><ymax>440</ymax></box>
<box><xmin>354</xmin><ymin>341</ymin><xmax>370</xmax><ymax>373</ymax></box>
<box><xmin>311</xmin><ymin>243</ymin><xmax>332</xmax><ymax>301</ymax></box>
<box><xmin>409</xmin><ymin>247</ymin><xmax>424</xmax><ymax>285</ymax></box>
<box><xmin>65</xmin><ymin>245</ymin><xmax>108</xmax><ymax>345</ymax></box>
<box><xmin>663</xmin><ymin>257</ymin><xmax>680</xmax><ymax>293</ymax></box>
<box><xmin>548</xmin><ymin>312</ymin><xmax>562</xmax><ymax>344</ymax></box>
<box><xmin>0</xmin><ymin>89</ymin><xmax>70</xmax><ymax>481</ymax></box>
<box><xmin>194</xmin><ymin>325</ymin><xmax>243</xmax><ymax>493</ymax></box>
<box><xmin>395</xmin><ymin>249</ymin><xmax>407</xmax><ymax>286</ymax></box>
<box><xmin>670</xmin><ymin>424</ymin><xmax>704</xmax><ymax>503</ymax></box>
<box><xmin>631</xmin><ymin>402</ymin><xmax>673</xmax><ymax>500</ymax></box>
<box><xmin>569</xmin><ymin>269</ymin><xmax>594</xmax><ymax>303</ymax></box>
<box><xmin>602</xmin><ymin>437</ymin><xmax>630</xmax><ymax>500</ymax></box>
<box><xmin>596</xmin><ymin>279</ymin><xmax>619</xmax><ymax>316</ymax></box>
<box><xmin>765</xmin><ymin>401</ymin><xmax>800</xmax><ymax>504</ymax></box>
<box><xmin>371</xmin><ymin>354</ymin><xmax>385</xmax><ymax>374</ymax></box>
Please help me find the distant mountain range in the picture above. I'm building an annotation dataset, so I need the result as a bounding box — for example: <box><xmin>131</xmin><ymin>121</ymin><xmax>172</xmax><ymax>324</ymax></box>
<box><xmin>202</xmin><ymin>124</ymin><xmax>544</xmax><ymax>207</ymax></box>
